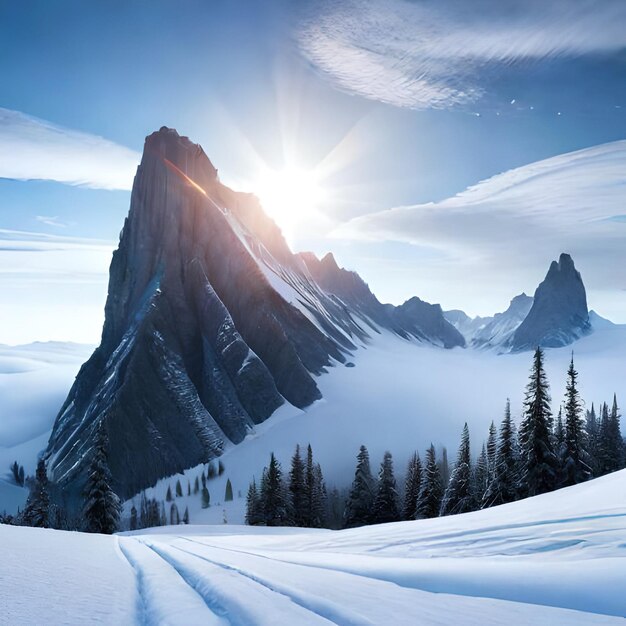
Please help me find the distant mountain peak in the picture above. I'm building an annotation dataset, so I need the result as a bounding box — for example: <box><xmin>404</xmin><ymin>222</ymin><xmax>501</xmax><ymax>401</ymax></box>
<box><xmin>510</xmin><ymin>253</ymin><xmax>591</xmax><ymax>351</ymax></box>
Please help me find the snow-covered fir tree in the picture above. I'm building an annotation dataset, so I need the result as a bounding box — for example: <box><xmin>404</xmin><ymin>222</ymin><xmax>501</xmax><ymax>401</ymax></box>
<box><xmin>224</xmin><ymin>479</ymin><xmax>233</xmax><ymax>502</ymax></box>
<box><xmin>586</xmin><ymin>403</ymin><xmax>599</xmax><ymax>476</ymax></box>
<box><xmin>472</xmin><ymin>443</ymin><xmax>489</xmax><ymax>505</ymax></box>
<box><xmin>562</xmin><ymin>357</ymin><xmax>591</xmax><ymax>486</ymax></box>
<box><xmin>486</xmin><ymin>421</ymin><xmax>497</xmax><ymax>485</ymax></box>
<box><xmin>415</xmin><ymin>444</ymin><xmax>443</xmax><ymax>519</ymax></box>
<box><xmin>440</xmin><ymin>424</ymin><xmax>474</xmax><ymax>516</ymax></box>
<box><xmin>170</xmin><ymin>503</ymin><xmax>180</xmax><ymax>525</ymax></box>
<box><xmin>82</xmin><ymin>423</ymin><xmax>121</xmax><ymax>534</ymax></box>
<box><xmin>372</xmin><ymin>451</ymin><xmax>400</xmax><ymax>524</ymax></box>
<box><xmin>483</xmin><ymin>399</ymin><xmax>518</xmax><ymax>508</ymax></box>
<box><xmin>343</xmin><ymin>445</ymin><xmax>376</xmax><ymax>528</ymax></box>
<box><xmin>130</xmin><ymin>503</ymin><xmax>138</xmax><ymax>531</ymax></box>
<box><xmin>261</xmin><ymin>453</ymin><xmax>289</xmax><ymax>526</ymax></box>
<box><xmin>517</xmin><ymin>347</ymin><xmax>558</xmax><ymax>497</ymax></box>
<box><xmin>402</xmin><ymin>452</ymin><xmax>422</xmax><ymax>521</ymax></box>
<box><xmin>289</xmin><ymin>444</ymin><xmax>307</xmax><ymax>527</ymax></box>
<box><xmin>598</xmin><ymin>395</ymin><xmax>624</xmax><ymax>474</ymax></box>
<box><xmin>309</xmin><ymin>462</ymin><xmax>327</xmax><ymax>528</ymax></box>
<box><xmin>22</xmin><ymin>458</ymin><xmax>50</xmax><ymax>528</ymax></box>
<box><xmin>245</xmin><ymin>478</ymin><xmax>263</xmax><ymax>525</ymax></box>
<box><xmin>201</xmin><ymin>485</ymin><xmax>210</xmax><ymax>509</ymax></box>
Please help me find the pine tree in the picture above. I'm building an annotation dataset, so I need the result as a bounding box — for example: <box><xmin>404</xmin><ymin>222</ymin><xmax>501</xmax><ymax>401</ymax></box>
<box><xmin>439</xmin><ymin>447</ymin><xmax>450</xmax><ymax>489</ymax></box>
<box><xmin>170</xmin><ymin>503</ymin><xmax>180</xmax><ymax>525</ymax></box>
<box><xmin>201</xmin><ymin>486</ymin><xmax>210</xmax><ymax>509</ymax></box>
<box><xmin>130</xmin><ymin>503</ymin><xmax>138</xmax><ymax>531</ymax></box>
<box><xmin>22</xmin><ymin>458</ymin><xmax>50</xmax><ymax>528</ymax></box>
<box><xmin>472</xmin><ymin>443</ymin><xmax>489</xmax><ymax>506</ymax></box>
<box><xmin>599</xmin><ymin>395</ymin><xmax>624</xmax><ymax>473</ymax></box>
<box><xmin>160</xmin><ymin>501</ymin><xmax>167</xmax><ymax>526</ymax></box>
<box><xmin>224</xmin><ymin>479</ymin><xmax>233</xmax><ymax>502</ymax></box>
<box><xmin>441</xmin><ymin>424</ymin><xmax>474</xmax><ymax>516</ymax></box>
<box><xmin>245</xmin><ymin>478</ymin><xmax>263</xmax><ymax>525</ymax></box>
<box><xmin>183</xmin><ymin>506</ymin><xmax>189</xmax><ymax>524</ymax></box>
<box><xmin>194</xmin><ymin>476</ymin><xmax>200</xmax><ymax>494</ymax></box>
<box><xmin>415</xmin><ymin>444</ymin><xmax>443</xmax><ymax>519</ymax></box>
<box><xmin>372</xmin><ymin>451</ymin><xmax>400</xmax><ymax>524</ymax></box>
<box><xmin>343</xmin><ymin>445</ymin><xmax>376</xmax><ymax>528</ymax></box>
<box><xmin>486</xmin><ymin>421</ymin><xmax>497</xmax><ymax>484</ymax></box>
<box><xmin>82</xmin><ymin>424</ymin><xmax>121</xmax><ymax>534</ymax></box>
<box><xmin>517</xmin><ymin>347</ymin><xmax>558</xmax><ymax>497</ymax></box>
<box><xmin>483</xmin><ymin>399</ymin><xmax>518</xmax><ymax>507</ymax></box>
<box><xmin>289</xmin><ymin>445</ymin><xmax>307</xmax><ymax>527</ymax></box>
<box><xmin>562</xmin><ymin>357</ymin><xmax>591</xmax><ymax>486</ymax></box>
<box><xmin>218</xmin><ymin>460</ymin><xmax>225</xmax><ymax>476</ymax></box>
<box><xmin>402</xmin><ymin>452</ymin><xmax>422</xmax><ymax>521</ymax></box>
<box><xmin>166</xmin><ymin>485</ymin><xmax>173</xmax><ymax>502</ymax></box>
<box><xmin>187</xmin><ymin>481</ymin><xmax>191</xmax><ymax>496</ymax></box>
<box><xmin>311</xmin><ymin>463</ymin><xmax>327</xmax><ymax>528</ymax></box>
<box><xmin>261</xmin><ymin>453</ymin><xmax>289</xmax><ymax>526</ymax></box>
<box><xmin>586</xmin><ymin>403</ymin><xmax>599</xmax><ymax>476</ymax></box>
<box><xmin>303</xmin><ymin>445</ymin><xmax>326</xmax><ymax>528</ymax></box>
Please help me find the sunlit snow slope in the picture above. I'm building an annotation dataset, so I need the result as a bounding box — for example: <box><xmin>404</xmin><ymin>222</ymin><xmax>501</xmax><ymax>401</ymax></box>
<box><xmin>2</xmin><ymin>468</ymin><xmax>626</xmax><ymax>624</ymax></box>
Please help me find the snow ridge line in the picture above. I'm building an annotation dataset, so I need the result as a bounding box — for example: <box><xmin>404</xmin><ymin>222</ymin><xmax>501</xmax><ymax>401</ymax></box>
<box><xmin>143</xmin><ymin>539</ymin><xmax>333</xmax><ymax>626</ymax></box>
<box><xmin>172</xmin><ymin>539</ymin><xmax>372</xmax><ymax>626</ymax></box>
<box><xmin>118</xmin><ymin>537</ymin><xmax>227</xmax><ymax>626</ymax></box>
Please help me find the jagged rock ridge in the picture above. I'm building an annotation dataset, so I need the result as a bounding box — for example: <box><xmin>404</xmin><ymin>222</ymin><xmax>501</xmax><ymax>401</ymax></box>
<box><xmin>46</xmin><ymin>128</ymin><xmax>462</xmax><ymax>501</ymax></box>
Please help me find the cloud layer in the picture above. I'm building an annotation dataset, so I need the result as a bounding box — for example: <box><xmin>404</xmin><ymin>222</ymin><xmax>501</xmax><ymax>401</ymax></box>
<box><xmin>0</xmin><ymin>229</ymin><xmax>113</xmax><ymax>344</ymax></box>
<box><xmin>297</xmin><ymin>0</ymin><xmax>626</xmax><ymax>109</ymax></box>
<box><xmin>333</xmin><ymin>140</ymin><xmax>626</xmax><ymax>319</ymax></box>
<box><xmin>0</xmin><ymin>108</ymin><xmax>140</xmax><ymax>190</ymax></box>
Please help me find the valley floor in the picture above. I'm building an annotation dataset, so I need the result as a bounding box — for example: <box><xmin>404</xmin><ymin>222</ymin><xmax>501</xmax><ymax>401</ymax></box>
<box><xmin>3</xmin><ymin>469</ymin><xmax>626</xmax><ymax>625</ymax></box>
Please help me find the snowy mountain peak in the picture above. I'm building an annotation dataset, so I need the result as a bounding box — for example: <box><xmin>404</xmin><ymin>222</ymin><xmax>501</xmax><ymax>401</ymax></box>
<box><xmin>510</xmin><ymin>253</ymin><xmax>591</xmax><ymax>352</ymax></box>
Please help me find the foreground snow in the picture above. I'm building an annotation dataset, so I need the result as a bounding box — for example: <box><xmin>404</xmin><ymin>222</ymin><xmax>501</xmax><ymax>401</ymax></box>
<box><xmin>3</xmin><ymin>469</ymin><xmax>626</xmax><ymax>624</ymax></box>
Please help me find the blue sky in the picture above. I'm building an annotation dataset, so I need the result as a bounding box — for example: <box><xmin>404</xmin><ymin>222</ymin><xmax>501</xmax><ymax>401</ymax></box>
<box><xmin>1</xmin><ymin>0</ymin><xmax>626</xmax><ymax>342</ymax></box>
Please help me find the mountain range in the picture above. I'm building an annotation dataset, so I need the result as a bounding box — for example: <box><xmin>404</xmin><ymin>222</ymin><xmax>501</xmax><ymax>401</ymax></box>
<box><xmin>44</xmin><ymin>128</ymin><xmax>600</xmax><ymax>504</ymax></box>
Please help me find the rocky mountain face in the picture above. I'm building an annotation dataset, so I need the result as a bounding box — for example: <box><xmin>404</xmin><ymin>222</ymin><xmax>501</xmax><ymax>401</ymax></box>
<box><xmin>471</xmin><ymin>293</ymin><xmax>534</xmax><ymax>349</ymax></box>
<box><xmin>446</xmin><ymin>254</ymin><xmax>591</xmax><ymax>353</ymax></box>
<box><xmin>510</xmin><ymin>253</ymin><xmax>591</xmax><ymax>351</ymax></box>
<box><xmin>46</xmin><ymin>128</ymin><xmax>463</xmax><ymax>501</ymax></box>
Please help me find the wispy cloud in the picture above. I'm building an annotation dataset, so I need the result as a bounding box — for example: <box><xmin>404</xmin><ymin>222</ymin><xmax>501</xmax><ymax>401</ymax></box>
<box><xmin>333</xmin><ymin>140</ymin><xmax>626</xmax><ymax>318</ymax></box>
<box><xmin>35</xmin><ymin>215</ymin><xmax>69</xmax><ymax>229</ymax></box>
<box><xmin>0</xmin><ymin>108</ymin><xmax>140</xmax><ymax>190</ymax></box>
<box><xmin>297</xmin><ymin>0</ymin><xmax>626</xmax><ymax>109</ymax></box>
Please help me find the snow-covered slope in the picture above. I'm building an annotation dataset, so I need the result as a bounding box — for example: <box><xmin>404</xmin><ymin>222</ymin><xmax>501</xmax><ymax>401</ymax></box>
<box><xmin>3</xmin><ymin>468</ymin><xmax>626</xmax><ymax>624</ymax></box>
<box><xmin>0</xmin><ymin>342</ymin><xmax>92</xmax><ymax>514</ymax></box>
<box><xmin>126</xmin><ymin>323</ymin><xmax>626</xmax><ymax>529</ymax></box>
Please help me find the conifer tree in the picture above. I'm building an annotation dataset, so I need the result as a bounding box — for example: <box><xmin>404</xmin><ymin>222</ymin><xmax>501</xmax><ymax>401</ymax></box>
<box><xmin>82</xmin><ymin>424</ymin><xmax>121</xmax><ymax>534</ymax></box>
<box><xmin>472</xmin><ymin>443</ymin><xmax>489</xmax><ymax>505</ymax></box>
<box><xmin>170</xmin><ymin>503</ymin><xmax>180</xmax><ymax>525</ymax></box>
<box><xmin>483</xmin><ymin>399</ymin><xmax>518</xmax><ymax>507</ymax></box>
<box><xmin>311</xmin><ymin>463</ymin><xmax>327</xmax><ymax>528</ymax></box>
<box><xmin>562</xmin><ymin>357</ymin><xmax>591</xmax><ymax>486</ymax></box>
<box><xmin>586</xmin><ymin>403</ymin><xmax>599</xmax><ymax>476</ymax></box>
<box><xmin>187</xmin><ymin>481</ymin><xmax>191</xmax><ymax>496</ymax></box>
<box><xmin>517</xmin><ymin>347</ymin><xmax>557</xmax><ymax>497</ymax></box>
<box><xmin>289</xmin><ymin>444</ymin><xmax>307</xmax><ymax>526</ymax></box>
<box><xmin>441</xmin><ymin>424</ymin><xmax>474</xmax><ymax>516</ymax></box>
<box><xmin>415</xmin><ymin>444</ymin><xmax>443</xmax><ymax>519</ymax></box>
<box><xmin>486</xmin><ymin>421</ymin><xmax>497</xmax><ymax>483</ymax></box>
<box><xmin>224</xmin><ymin>479</ymin><xmax>233</xmax><ymax>502</ymax></box>
<box><xmin>439</xmin><ymin>447</ymin><xmax>450</xmax><ymax>489</ymax></box>
<box><xmin>175</xmin><ymin>480</ymin><xmax>183</xmax><ymax>498</ymax></box>
<box><xmin>599</xmin><ymin>395</ymin><xmax>624</xmax><ymax>473</ymax></box>
<box><xmin>245</xmin><ymin>478</ymin><xmax>263</xmax><ymax>525</ymax></box>
<box><xmin>553</xmin><ymin>406</ymin><xmax>566</xmax><ymax>483</ymax></box>
<box><xmin>22</xmin><ymin>458</ymin><xmax>50</xmax><ymax>528</ymax></box>
<box><xmin>160</xmin><ymin>501</ymin><xmax>167</xmax><ymax>526</ymax></box>
<box><xmin>261</xmin><ymin>453</ymin><xmax>289</xmax><ymax>526</ymax></box>
<box><xmin>372</xmin><ymin>451</ymin><xmax>400</xmax><ymax>524</ymax></box>
<box><xmin>402</xmin><ymin>452</ymin><xmax>422</xmax><ymax>521</ymax></box>
<box><xmin>201</xmin><ymin>486</ymin><xmax>210</xmax><ymax>509</ymax></box>
<box><xmin>183</xmin><ymin>506</ymin><xmax>189</xmax><ymax>524</ymax></box>
<box><xmin>343</xmin><ymin>445</ymin><xmax>376</xmax><ymax>528</ymax></box>
<box><xmin>194</xmin><ymin>476</ymin><xmax>200</xmax><ymax>494</ymax></box>
<box><xmin>166</xmin><ymin>485</ymin><xmax>173</xmax><ymax>502</ymax></box>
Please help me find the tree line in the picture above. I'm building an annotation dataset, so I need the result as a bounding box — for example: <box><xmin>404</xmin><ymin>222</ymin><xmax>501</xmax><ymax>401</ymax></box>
<box><xmin>247</xmin><ymin>348</ymin><xmax>625</xmax><ymax>528</ymax></box>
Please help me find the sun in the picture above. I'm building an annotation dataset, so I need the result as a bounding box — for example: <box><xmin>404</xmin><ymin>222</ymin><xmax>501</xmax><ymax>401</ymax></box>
<box><xmin>253</xmin><ymin>165</ymin><xmax>327</xmax><ymax>238</ymax></box>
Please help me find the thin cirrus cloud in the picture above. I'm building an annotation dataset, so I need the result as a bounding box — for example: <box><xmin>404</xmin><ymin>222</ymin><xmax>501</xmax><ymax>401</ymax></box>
<box><xmin>332</xmin><ymin>140</ymin><xmax>626</xmax><ymax>319</ymax></box>
<box><xmin>0</xmin><ymin>107</ymin><xmax>140</xmax><ymax>190</ymax></box>
<box><xmin>296</xmin><ymin>0</ymin><xmax>626</xmax><ymax>110</ymax></box>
